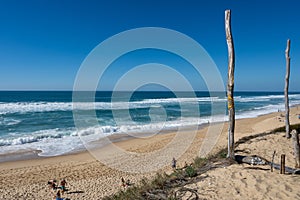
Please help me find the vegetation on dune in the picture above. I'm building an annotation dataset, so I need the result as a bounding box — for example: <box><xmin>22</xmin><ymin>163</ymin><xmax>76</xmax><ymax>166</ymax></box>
<box><xmin>103</xmin><ymin>148</ymin><xmax>232</xmax><ymax>200</ymax></box>
<box><xmin>103</xmin><ymin>124</ymin><xmax>300</xmax><ymax>200</ymax></box>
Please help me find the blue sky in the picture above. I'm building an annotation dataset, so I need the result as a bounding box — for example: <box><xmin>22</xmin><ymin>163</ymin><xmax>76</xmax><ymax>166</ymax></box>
<box><xmin>0</xmin><ymin>0</ymin><xmax>300</xmax><ymax>91</ymax></box>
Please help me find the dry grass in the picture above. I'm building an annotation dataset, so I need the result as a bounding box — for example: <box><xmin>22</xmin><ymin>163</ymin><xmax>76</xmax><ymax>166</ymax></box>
<box><xmin>103</xmin><ymin>124</ymin><xmax>300</xmax><ymax>200</ymax></box>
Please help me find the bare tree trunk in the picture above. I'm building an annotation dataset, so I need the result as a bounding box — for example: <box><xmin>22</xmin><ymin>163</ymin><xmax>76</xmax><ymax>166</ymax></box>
<box><xmin>225</xmin><ymin>10</ymin><xmax>235</xmax><ymax>159</ymax></box>
<box><xmin>285</xmin><ymin>39</ymin><xmax>291</xmax><ymax>138</ymax></box>
<box><xmin>291</xmin><ymin>129</ymin><xmax>300</xmax><ymax>168</ymax></box>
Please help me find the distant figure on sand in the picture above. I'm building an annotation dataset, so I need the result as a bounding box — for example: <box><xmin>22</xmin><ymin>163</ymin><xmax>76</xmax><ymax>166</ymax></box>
<box><xmin>126</xmin><ymin>179</ymin><xmax>131</xmax><ymax>187</ymax></box>
<box><xmin>55</xmin><ymin>190</ymin><xmax>64</xmax><ymax>200</ymax></box>
<box><xmin>59</xmin><ymin>179</ymin><xmax>67</xmax><ymax>194</ymax></box>
<box><xmin>48</xmin><ymin>179</ymin><xmax>57</xmax><ymax>190</ymax></box>
<box><xmin>121</xmin><ymin>177</ymin><xmax>132</xmax><ymax>188</ymax></box>
<box><xmin>172</xmin><ymin>157</ymin><xmax>177</xmax><ymax>170</ymax></box>
<box><xmin>184</xmin><ymin>161</ymin><xmax>188</xmax><ymax>168</ymax></box>
<box><xmin>121</xmin><ymin>177</ymin><xmax>126</xmax><ymax>188</ymax></box>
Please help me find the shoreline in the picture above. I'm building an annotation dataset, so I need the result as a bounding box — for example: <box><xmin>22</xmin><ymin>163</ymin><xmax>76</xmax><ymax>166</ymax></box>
<box><xmin>1</xmin><ymin>100</ymin><xmax>297</xmax><ymax>162</ymax></box>
<box><xmin>0</xmin><ymin>123</ymin><xmax>211</xmax><ymax>164</ymax></box>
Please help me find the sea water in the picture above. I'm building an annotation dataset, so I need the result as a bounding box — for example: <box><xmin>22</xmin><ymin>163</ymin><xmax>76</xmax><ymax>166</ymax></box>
<box><xmin>0</xmin><ymin>91</ymin><xmax>300</xmax><ymax>157</ymax></box>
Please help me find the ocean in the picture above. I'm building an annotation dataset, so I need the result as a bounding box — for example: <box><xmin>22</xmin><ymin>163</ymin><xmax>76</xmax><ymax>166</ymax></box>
<box><xmin>0</xmin><ymin>91</ymin><xmax>300</xmax><ymax>158</ymax></box>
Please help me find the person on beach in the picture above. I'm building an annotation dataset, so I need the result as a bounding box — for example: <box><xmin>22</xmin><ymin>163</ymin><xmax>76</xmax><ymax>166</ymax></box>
<box><xmin>126</xmin><ymin>179</ymin><xmax>131</xmax><ymax>187</ymax></box>
<box><xmin>121</xmin><ymin>177</ymin><xmax>126</xmax><ymax>188</ymax></box>
<box><xmin>172</xmin><ymin>157</ymin><xmax>177</xmax><ymax>170</ymax></box>
<box><xmin>48</xmin><ymin>179</ymin><xmax>57</xmax><ymax>190</ymax></box>
<box><xmin>59</xmin><ymin>179</ymin><xmax>67</xmax><ymax>194</ymax></box>
<box><xmin>184</xmin><ymin>161</ymin><xmax>188</xmax><ymax>168</ymax></box>
<box><xmin>55</xmin><ymin>190</ymin><xmax>64</xmax><ymax>200</ymax></box>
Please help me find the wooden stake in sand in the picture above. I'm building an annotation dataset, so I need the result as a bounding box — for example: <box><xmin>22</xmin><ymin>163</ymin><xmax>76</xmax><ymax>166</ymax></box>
<box><xmin>280</xmin><ymin>154</ymin><xmax>286</xmax><ymax>174</ymax></box>
<box><xmin>291</xmin><ymin>129</ymin><xmax>300</xmax><ymax>168</ymax></box>
<box><xmin>271</xmin><ymin>150</ymin><xmax>276</xmax><ymax>172</ymax></box>
<box><xmin>284</xmin><ymin>39</ymin><xmax>291</xmax><ymax>138</ymax></box>
<box><xmin>225</xmin><ymin>10</ymin><xmax>235</xmax><ymax>159</ymax></box>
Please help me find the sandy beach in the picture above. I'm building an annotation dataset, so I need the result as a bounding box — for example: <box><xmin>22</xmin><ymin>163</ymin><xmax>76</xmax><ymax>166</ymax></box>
<box><xmin>1</xmin><ymin>106</ymin><xmax>300</xmax><ymax>200</ymax></box>
<box><xmin>2</xmin><ymin>0</ymin><xmax>300</xmax><ymax>199</ymax></box>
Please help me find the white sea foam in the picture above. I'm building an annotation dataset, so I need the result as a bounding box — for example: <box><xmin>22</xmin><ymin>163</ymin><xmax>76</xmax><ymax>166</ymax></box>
<box><xmin>1</xmin><ymin>94</ymin><xmax>299</xmax><ymax>115</ymax></box>
<box><xmin>236</xmin><ymin>104</ymin><xmax>283</xmax><ymax>119</ymax></box>
<box><xmin>235</xmin><ymin>95</ymin><xmax>282</xmax><ymax>102</ymax></box>
<box><xmin>0</xmin><ymin>128</ymin><xmax>71</xmax><ymax>146</ymax></box>
<box><xmin>140</xmin><ymin>97</ymin><xmax>226</xmax><ymax>104</ymax></box>
<box><xmin>1</xmin><ymin>94</ymin><xmax>300</xmax><ymax>157</ymax></box>
<box><xmin>0</xmin><ymin>97</ymin><xmax>223</xmax><ymax>115</ymax></box>
<box><xmin>0</xmin><ymin>117</ymin><xmax>214</xmax><ymax>148</ymax></box>
<box><xmin>236</xmin><ymin>99</ymin><xmax>300</xmax><ymax>119</ymax></box>
<box><xmin>0</xmin><ymin>117</ymin><xmax>21</xmax><ymax>126</ymax></box>
<box><xmin>0</xmin><ymin>115</ymin><xmax>227</xmax><ymax>156</ymax></box>
<box><xmin>0</xmin><ymin>99</ymin><xmax>297</xmax><ymax>157</ymax></box>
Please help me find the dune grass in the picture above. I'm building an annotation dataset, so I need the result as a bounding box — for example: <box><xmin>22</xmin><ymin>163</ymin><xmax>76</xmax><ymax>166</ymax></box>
<box><xmin>103</xmin><ymin>148</ymin><xmax>229</xmax><ymax>200</ymax></box>
<box><xmin>103</xmin><ymin>123</ymin><xmax>300</xmax><ymax>200</ymax></box>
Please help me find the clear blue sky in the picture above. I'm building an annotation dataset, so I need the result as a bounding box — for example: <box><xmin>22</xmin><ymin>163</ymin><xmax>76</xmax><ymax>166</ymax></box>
<box><xmin>0</xmin><ymin>0</ymin><xmax>300</xmax><ymax>91</ymax></box>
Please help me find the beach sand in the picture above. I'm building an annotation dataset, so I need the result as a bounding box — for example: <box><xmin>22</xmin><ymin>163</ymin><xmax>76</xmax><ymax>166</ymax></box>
<box><xmin>1</xmin><ymin>106</ymin><xmax>300</xmax><ymax>199</ymax></box>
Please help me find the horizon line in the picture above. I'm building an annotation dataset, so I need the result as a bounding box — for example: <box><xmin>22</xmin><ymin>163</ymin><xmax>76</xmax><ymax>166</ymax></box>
<box><xmin>0</xmin><ymin>90</ymin><xmax>300</xmax><ymax>93</ymax></box>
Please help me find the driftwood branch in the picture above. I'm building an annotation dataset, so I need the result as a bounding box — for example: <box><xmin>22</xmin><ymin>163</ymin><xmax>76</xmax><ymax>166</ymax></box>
<box><xmin>285</xmin><ymin>39</ymin><xmax>291</xmax><ymax>138</ymax></box>
<box><xmin>235</xmin><ymin>155</ymin><xmax>268</xmax><ymax>165</ymax></box>
<box><xmin>291</xmin><ymin>129</ymin><xmax>300</xmax><ymax>168</ymax></box>
<box><xmin>235</xmin><ymin>155</ymin><xmax>300</xmax><ymax>174</ymax></box>
<box><xmin>145</xmin><ymin>192</ymin><xmax>167</xmax><ymax>200</ymax></box>
<box><xmin>225</xmin><ymin>9</ymin><xmax>235</xmax><ymax>159</ymax></box>
<box><xmin>174</xmin><ymin>188</ymin><xmax>199</xmax><ymax>200</ymax></box>
<box><xmin>272</xmin><ymin>162</ymin><xmax>300</xmax><ymax>174</ymax></box>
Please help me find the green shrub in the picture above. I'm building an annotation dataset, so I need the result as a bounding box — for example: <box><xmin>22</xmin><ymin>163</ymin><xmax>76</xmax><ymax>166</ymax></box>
<box><xmin>185</xmin><ymin>166</ymin><xmax>196</xmax><ymax>177</ymax></box>
<box><xmin>193</xmin><ymin>157</ymin><xmax>207</xmax><ymax>168</ymax></box>
<box><xmin>151</xmin><ymin>173</ymin><xmax>167</xmax><ymax>189</ymax></box>
<box><xmin>218</xmin><ymin>150</ymin><xmax>227</xmax><ymax>158</ymax></box>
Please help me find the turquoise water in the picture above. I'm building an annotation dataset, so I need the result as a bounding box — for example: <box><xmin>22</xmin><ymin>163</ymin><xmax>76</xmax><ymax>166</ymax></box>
<box><xmin>0</xmin><ymin>91</ymin><xmax>300</xmax><ymax>156</ymax></box>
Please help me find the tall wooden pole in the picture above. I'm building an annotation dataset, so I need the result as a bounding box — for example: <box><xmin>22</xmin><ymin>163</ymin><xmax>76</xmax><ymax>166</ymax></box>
<box><xmin>285</xmin><ymin>39</ymin><xmax>291</xmax><ymax>138</ymax></box>
<box><xmin>225</xmin><ymin>10</ymin><xmax>235</xmax><ymax>159</ymax></box>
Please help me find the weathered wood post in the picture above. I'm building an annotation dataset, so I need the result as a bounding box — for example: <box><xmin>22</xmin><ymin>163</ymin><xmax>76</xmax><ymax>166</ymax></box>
<box><xmin>271</xmin><ymin>150</ymin><xmax>276</xmax><ymax>172</ymax></box>
<box><xmin>291</xmin><ymin>129</ymin><xmax>300</xmax><ymax>168</ymax></box>
<box><xmin>285</xmin><ymin>39</ymin><xmax>291</xmax><ymax>138</ymax></box>
<box><xmin>225</xmin><ymin>10</ymin><xmax>235</xmax><ymax>159</ymax></box>
<box><xmin>280</xmin><ymin>154</ymin><xmax>286</xmax><ymax>174</ymax></box>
